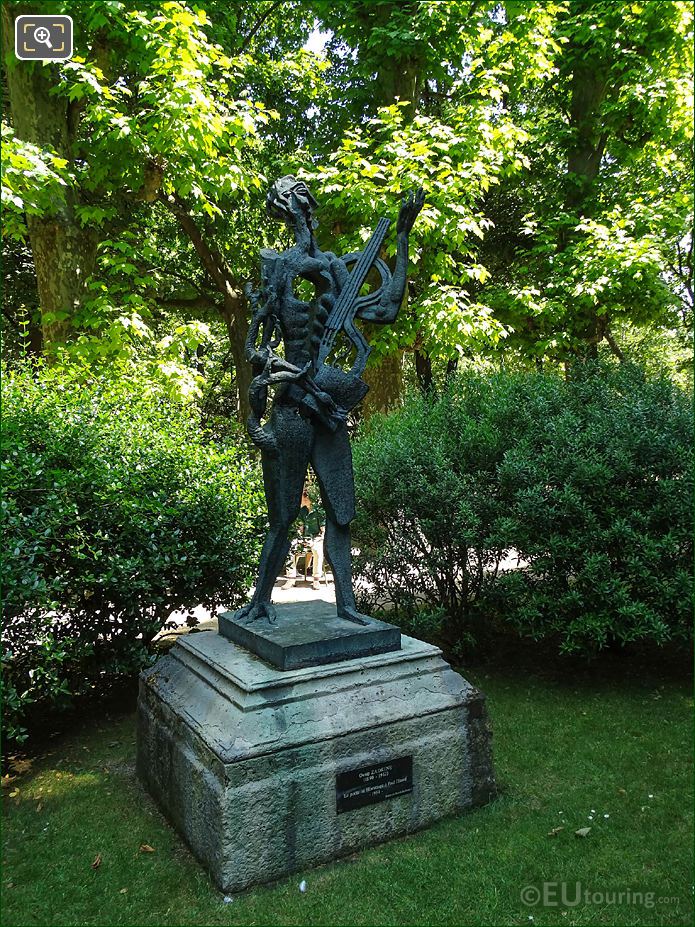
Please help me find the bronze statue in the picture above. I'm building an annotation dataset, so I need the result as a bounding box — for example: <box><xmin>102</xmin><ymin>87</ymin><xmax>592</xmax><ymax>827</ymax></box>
<box><xmin>237</xmin><ymin>176</ymin><xmax>424</xmax><ymax>624</ymax></box>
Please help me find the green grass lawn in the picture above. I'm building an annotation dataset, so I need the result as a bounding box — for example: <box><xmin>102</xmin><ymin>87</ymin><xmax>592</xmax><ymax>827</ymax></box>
<box><xmin>2</xmin><ymin>657</ymin><xmax>692</xmax><ymax>927</ymax></box>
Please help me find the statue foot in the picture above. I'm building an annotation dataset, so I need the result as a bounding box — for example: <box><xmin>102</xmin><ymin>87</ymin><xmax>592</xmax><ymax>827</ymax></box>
<box><xmin>236</xmin><ymin>601</ymin><xmax>277</xmax><ymax>625</ymax></box>
<box><xmin>337</xmin><ymin>606</ymin><xmax>370</xmax><ymax>627</ymax></box>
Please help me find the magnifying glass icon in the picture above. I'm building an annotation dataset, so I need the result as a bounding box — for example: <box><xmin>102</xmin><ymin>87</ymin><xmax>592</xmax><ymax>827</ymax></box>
<box><xmin>33</xmin><ymin>26</ymin><xmax>53</xmax><ymax>49</ymax></box>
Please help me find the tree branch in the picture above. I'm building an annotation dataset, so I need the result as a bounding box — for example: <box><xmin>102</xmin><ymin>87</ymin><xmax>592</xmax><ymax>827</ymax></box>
<box><xmin>604</xmin><ymin>325</ymin><xmax>624</xmax><ymax>362</ymax></box>
<box><xmin>158</xmin><ymin>295</ymin><xmax>222</xmax><ymax>313</ymax></box>
<box><xmin>238</xmin><ymin>1</ymin><xmax>285</xmax><ymax>53</ymax></box>
<box><xmin>2</xmin><ymin>304</ymin><xmax>20</xmax><ymax>330</ymax></box>
<box><xmin>158</xmin><ymin>192</ymin><xmax>236</xmax><ymax>299</ymax></box>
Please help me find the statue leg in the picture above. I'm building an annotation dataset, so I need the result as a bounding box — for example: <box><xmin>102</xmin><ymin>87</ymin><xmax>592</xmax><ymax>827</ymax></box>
<box><xmin>323</xmin><ymin>518</ymin><xmax>368</xmax><ymax>625</ymax></box>
<box><xmin>238</xmin><ymin>407</ymin><xmax>313</xmax><ymax>623</ymax></box>
<box><xmin>311</xmin><ymin>422</ymin><xmax>370</xmax><ymax>626</ymax></box>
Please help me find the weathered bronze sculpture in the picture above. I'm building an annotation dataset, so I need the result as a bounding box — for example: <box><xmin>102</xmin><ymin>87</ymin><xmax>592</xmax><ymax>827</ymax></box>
<box><xmin>139</xmin><ymin>182</ymin><xmax>495</xmax><ymax>889</ymax></box>
<box><xmin>235</xmin><ymin>176</ymin><xmax>424</xmax><ymax>624</ymax></box>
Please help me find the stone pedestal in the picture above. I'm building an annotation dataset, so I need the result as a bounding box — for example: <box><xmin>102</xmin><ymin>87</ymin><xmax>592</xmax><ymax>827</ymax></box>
<box><xmin>136</xmin><ymin>627</ymin><xmax>495</xmax><ymax>894</ymax></box>
<box><xmin>218</xmin><ymin>600</ymin><xmax>401</xmax><ymax>669</ymax></box>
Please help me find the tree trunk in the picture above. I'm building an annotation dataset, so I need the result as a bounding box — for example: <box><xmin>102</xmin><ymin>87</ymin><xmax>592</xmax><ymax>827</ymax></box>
<box><xmin>414</xmin><ymin>348</ymin><xmax>434</xmax><ymax>395</ymax></box>
<box><xmin>25</xmin><ymin>214</ymin><xmax>97</xmax><ymax>348</ymax></box>
<box><xmin>2</xmin><ymin>3</ymin><xmax>98</xmax><ymax>353</ymax></box>
<box><xmin>370</xmin><ymin>2</ymin><xmax>423</xmax><ymax>410</ymax></box>
<box><xmin>561</xmin><ymin>46</ymin><xmax>610</xmax><ymax>357</ymax></box>
<box><xmin>220</xmin><ymin>293</ymin><xmax>253</xmax><ymax>426</ymax></box>
<box><xmin>359</xmin><ymin>0</ymin><xmax>422</xmax><ymax>118</ymax></box>
<box><xmin>361</xmin><ymin>353</ymin><xmax>403</xmax><ymax>417</ymax></box>
<box><xmin>376</xmin><ymin>55</ymin><xmax>420</xmax><ymax>116</ymax></box>
<box><xmin>565</xmin><ymin>61</ymin><xmax>608</xmax><ymax>212</ymax></box>
<box><xmin>604</xmin><ymin>324</ymin><xmax>625</xmax><ymax>362</ymax></box>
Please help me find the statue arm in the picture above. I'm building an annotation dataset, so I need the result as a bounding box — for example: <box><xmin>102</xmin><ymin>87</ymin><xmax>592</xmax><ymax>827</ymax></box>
<box><xmin>355</xmin><ymin>234</ymin><xmax>407</xmax><ymax>324</ymax></box>
<box><xmin>245</xmin><ymin>258</ymin><xmax>280</xmax><ymax>366</ymax></box>
<box><xmin>244</xmin><ymin>305</ymin><xmax>270</xmax><ymax>366</ymax></box>
<box><xmin>355</xmin><ymin>188</ymin><xmax>425</xmax><ymax>324</ymax></box>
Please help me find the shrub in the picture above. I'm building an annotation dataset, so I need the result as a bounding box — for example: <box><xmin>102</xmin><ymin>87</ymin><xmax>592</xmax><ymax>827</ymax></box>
<box><xmin>1</xmin><ymin>363</ymin><xmax>264</xmax><ymax>742</ymax></box>
<box><xmin>352</xmin><ymin>364</ymin><xmax>693</xmax><ymax>658</ymax></box>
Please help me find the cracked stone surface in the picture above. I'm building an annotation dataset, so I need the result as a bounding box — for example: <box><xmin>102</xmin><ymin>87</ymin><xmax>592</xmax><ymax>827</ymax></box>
<box><xmin>137</xmin><ymin>628</ymin><xmax>496</xmax><ymax>893</ymax></box>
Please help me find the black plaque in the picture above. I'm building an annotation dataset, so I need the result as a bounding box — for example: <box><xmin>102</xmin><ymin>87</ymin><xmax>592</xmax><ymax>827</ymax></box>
<box><xmin>336</xmin><ymin>756</ymin><xmax>413</xmax><ymax>813</ymax></box>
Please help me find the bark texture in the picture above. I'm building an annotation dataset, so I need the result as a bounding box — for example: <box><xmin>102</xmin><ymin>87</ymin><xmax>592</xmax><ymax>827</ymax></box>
<box><xmin>361</xmin><ymin>353</ymin><xmax>404</xmax><ymax>417</ymax></box>
<box><xmin>561</xmin><ymin>37</ymin><xmax>611</xmax><ymax>359</ymax></box>
<box><xmin>2</xmin><ymin>3</ymin><xmax>98</xmax><ymax>351</ymax></box>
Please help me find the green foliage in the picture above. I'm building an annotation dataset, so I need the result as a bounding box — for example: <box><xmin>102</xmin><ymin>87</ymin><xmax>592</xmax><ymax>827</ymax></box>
<box><xmin>352</xmin><ymin>373</ymin><xmax>514</xmax><ymax>638</ymax></box>
<box><xmin>301</xmin><ymin>100</ymin><xmax>525</xmax><ymax>362</ymax></box>
<box><xmin>3</xmin><ymin>0</ymin><xmax>692</xmax><ymax>385</ymax></box>
<box><xmin>0</xmin><ymin>124</ymin><xmax>71</xmax><ymax>242</ymax></box>
<box><xmin>353</xmin><ymin>365</ymin><xmax>693</xmax><ymax>656</ymax></box>
<box><xmin>2</xmin><ymin>1</ymin><xmax>314</xmax><ymax>372</ymax></box>
<box><xmin>58</xmin><ymin>0</ymin><xmax>271</xmax><ymax>210</ymax></box>
<box><xmin>57</xmin><ymin>228</ymin><xmax>217</xmax><ymax>398</ymax></box>
<box><xmin>1</xmin><ymin>362</ymin><xmax>264</xmax><ymax>742</ymax></box>
<box><xmin>481</xmin><ymin>0</ymin><xmax>694</xmax><ymax>362</ymax></box>
<box><xmin>306</xmin><ymin>0</ymin><xmax>693</xmax><ymax>371</ymax></box>
<box><xmin>602</xmin><ymin>320</ymin><xmax>693</xmax><ymax>391</ymax></box>
<box><xmin>301</xmin><ymin>2</ymin><xmax>565</xmax><ymax>365</ymax></box>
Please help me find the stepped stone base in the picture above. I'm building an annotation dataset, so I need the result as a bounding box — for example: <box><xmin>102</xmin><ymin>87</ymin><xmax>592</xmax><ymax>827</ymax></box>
<box><xmin>136</xmin><ymin>628</ymin><xmax>495</xmax><ymax>893</ymax></box>
<box><xmin>218</xmin><ymin>600</ymin><xmax>401</xmax><ymax>670</ymax></box>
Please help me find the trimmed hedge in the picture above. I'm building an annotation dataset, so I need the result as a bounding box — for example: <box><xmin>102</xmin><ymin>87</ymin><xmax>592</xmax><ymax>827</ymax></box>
<box><xmin>353</xmin><ymin>364</ymin><xmax>693</xmax><ymax>657</ymax></box>
<box><xmin>1</xmin><ymin>364</ymin><xmax>264</xmax><ymax>742</ymax></box>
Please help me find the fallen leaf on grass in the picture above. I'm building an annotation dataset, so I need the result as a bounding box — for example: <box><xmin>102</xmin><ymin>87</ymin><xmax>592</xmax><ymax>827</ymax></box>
<box><xmin>91</xmin><ymin>854</ymin><xmax>102</xmax><ymax>870</ymax></box>
<box><xmin>547</xmin><ymin>826</ymin><xmax>564</xmax><ymax>837</ymax></box>
<box><xmin>36</xmin><ymin>803</ymin><xmax>43</xmax><ymax>813</ymax></box>
<box><xmin>574</xmin><ymin>827</ymin><xmax>591</xmax><ymax>838</ymax></box>
<box><xmin>617</xmin><ymin>788</ymin><xmax>627</xmax><ymax>796</ymax></box>
<box><xmin>119</xmin><ymin>888</ymin><xmax>128</xmax><ymax>894</ymax></box>
<box><xmin>139</xmin><ymin>844</ymin><xmax>156</xmax><ymax>853</ymax></box>
<box><xmin>9</xmin><ymin>758</ymin><xmax>33</xmax><ymax>775</ymax></box>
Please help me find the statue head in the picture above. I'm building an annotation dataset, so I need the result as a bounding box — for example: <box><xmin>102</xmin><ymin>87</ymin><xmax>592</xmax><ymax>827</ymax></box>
<box><xmin>266</xmin><ymin>175</ymin><xmax>318</xmax><ymax>228</ymax></box>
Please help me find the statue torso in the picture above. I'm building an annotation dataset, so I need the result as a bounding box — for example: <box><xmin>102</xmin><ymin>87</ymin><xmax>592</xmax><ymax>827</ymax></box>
<box><xmin>262</xmin><ymin>244</ymin><xmax>347</xmax><ymax>369</ymax></box>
